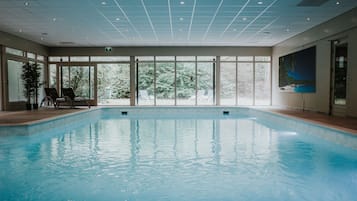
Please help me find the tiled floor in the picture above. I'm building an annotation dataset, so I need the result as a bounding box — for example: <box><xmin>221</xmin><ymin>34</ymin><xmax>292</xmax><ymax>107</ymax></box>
<box><xmin>0</xmin><ymin>107</ymin><xmax>88</xmax><ymax>125</ymax></box>
<box><xmin>0</xmin><ymin>107</ymin><xmax>356</xmax><ymax>134</ymax></box>
<box><xmin>266</xmin><ymin>109</ymin><xmax>357</xmax><ymax>134</ymax></box>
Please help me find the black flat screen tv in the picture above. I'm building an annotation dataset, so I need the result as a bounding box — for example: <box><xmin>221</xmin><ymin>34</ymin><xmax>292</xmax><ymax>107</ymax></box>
<box><xmin>279</xmin><ymin>46</ymin><xmax>316</xmax><ymax>93</ymax></box>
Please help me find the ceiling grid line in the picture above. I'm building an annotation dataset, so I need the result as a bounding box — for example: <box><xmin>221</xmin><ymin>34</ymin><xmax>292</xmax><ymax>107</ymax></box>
<box><xmin>113</xmin><ymin>0</ymin><xmax>143</xmax><ymax>40</ymax></box>
<box><xmin>168</xmin><ymin>0</ymin><xmax>174</xmax><ymax>40</ymax></box>
<box><xmin>202</xmin><ymin>0</ymin><xmax>224</xmax><ymax>40</ymax></box>
<box><xmin>247</xmin><ymin>16</ymin><xmax>280</xmax><ymax>40</ymax></box>
<box><xmin>219</xmin><ymin>0</ymin><xmax>251</xmax><ymax>38</ymax></box>
<box><xmin>141</xmin><ymin>0</ymin><xmax>159</xmax><ymax>41</ymax></box>
<box><xmin>234</xmin><ymin>0</ymin><xmax>279</xmax><ymax>40</ymax></box>
<box><xmin>96</xmin><ymin>9</ymin><xmax>127</xmax><ymax>40</ymax></box>
<box><xmin>187</xmin><ymin>0</ymin><xmax>197</xmax><ymax>40</ymax></box>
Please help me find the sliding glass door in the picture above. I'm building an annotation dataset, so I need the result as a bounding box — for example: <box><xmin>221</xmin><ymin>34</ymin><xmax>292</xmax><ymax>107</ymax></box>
<box><xmin>60</xmin><ymin>65</ymin><xmax>95</xmax><ymax>102</ymax></box>
<box><xmin>97</xmin><ymin>63</ymin><xmax>130</xmax><ymax>105</ymax></box>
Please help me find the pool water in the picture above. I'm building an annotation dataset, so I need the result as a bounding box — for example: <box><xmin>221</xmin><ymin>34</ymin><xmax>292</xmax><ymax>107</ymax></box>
<box><xmin>0</xmin><ymin>109</ymin><xmax>357</xmax><ymax>201</ymax></box>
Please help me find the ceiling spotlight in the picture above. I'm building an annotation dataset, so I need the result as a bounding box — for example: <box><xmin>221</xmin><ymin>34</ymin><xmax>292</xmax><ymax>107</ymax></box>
<box><xmin>116</xmin><ymin>17</ymin><xmax>120</xmax><ymax>21</ymax></box>
<box><xmin>242</xmin><ymin>17</ymin><xmax>247</xmax><ymax>21</ymax></box>
<box><xmin>24</xmin><ymin>2</ymin><xmax>29</xmax><ymax>6</ymax></box>
<box><xmin>179</xmin><ymin>17</ymin><xmax>184</xmax><ymax>21</ymax></box>
<box><xmin>180</xmin><ymin>1</ymin><xmax>185</xmax><ymax>5</ymax></box>
<box><xmin>101</xmin><ymin>1</ymin><xmax>107</xmax><ymax>5</ymax></box>
<box><xmin>336</xmin><ymin>1</ymin><xmax>340</xmax><ymax>5</ymax></box>
<box><xmin>52</xmin><ymin>18</ymin><xmax>57</xmax><ymax>22</ymax></box>
<box><xmin>257</xmin><ymin>1</ymin><xmax>263</xmax><ymax>5</ymax></box>
<box><xmin>19</xmin><ymin>29</ymin><xmax>23</xmax><ymax>33</ymax></box>
<box><xmin>306</xmin><ymin>17</ymin><xmax>311</xmax><ymax>21</ymax></box>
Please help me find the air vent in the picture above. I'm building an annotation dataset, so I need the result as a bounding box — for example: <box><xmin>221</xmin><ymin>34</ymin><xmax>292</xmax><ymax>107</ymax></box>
<box><xmin>59</xmin><ymin>41</ymin><xmax>75</xmax><ymax>45</ymax></box>
<box><xmin>121</xmin><ymin>111</ymin><xmax>128</xmax><ymax>115</ymax></box>
<box><xmin>223</xmin><ymin>111</ymin><xmax>229</xmax><ymax>115</ymax></box>
<box><xmin>297</xmin><ymin>0</ymin><xmax>329</xmax><ymax>7</ymax></box>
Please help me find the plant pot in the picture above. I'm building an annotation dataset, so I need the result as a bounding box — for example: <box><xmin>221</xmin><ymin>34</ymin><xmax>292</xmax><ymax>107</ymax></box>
<box><xmin>32</xmin><ymin>103</ymin><xmax>39</xmax><ymax>110</ymax></box>
<box><xmin>26</xmin><ymin>103</ymin><xmax>32</xmax><ymax>110</ymax></box>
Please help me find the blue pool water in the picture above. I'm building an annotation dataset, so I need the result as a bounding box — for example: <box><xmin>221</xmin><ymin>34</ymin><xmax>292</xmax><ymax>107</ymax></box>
<box><xmin>0</xmin><ymin>108</ymin><xmax>357</xmax><ymax>201</ymax></box>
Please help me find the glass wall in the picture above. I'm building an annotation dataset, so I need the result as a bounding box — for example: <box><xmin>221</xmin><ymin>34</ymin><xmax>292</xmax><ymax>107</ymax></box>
<box><xmin>237</xmin><ymin>62</ymin><xmax>254</xmax><ymax>105</ymax></box>
<box><xmin>97</xmin><ymin>63</ymin><xmax>130</xmax><ymax>105</ymax></box>
<box><xmin>176</xmin><ymin>61</ymin><xmax>196</xmax><ymax>105</ymax></box>
<box><xmin>60</xmin><ymin>66</ymin><xmax>95</xmax><ymax>99</ymax></box>
<box><xmin>156</xmin><ymin>57</ymin><xmax>175</xmax><ymax>105</ymax></box>
<box><xmin>220</xmin><ymin>57</ymin><xmax>236</xmax><ymax>105</ymax></box>
<box><xmin>254</xmin><ymin>57</ymin><xmax>271</xmax><ymax>105</ymax></box>
<box><xmin>136</xmin><ymin>57</ymin><xmax>155</xmax><ymax>106</ymax></box>
<box><xmin>49</xmin><ymin>64</ymin><xmax>57</xmax><ymax>88</ymax></box>
<box><xmin>197</xmin><ymin>60</ymin><xmax>215</xmax><ymax>106</ymax></box>
<box><xmin>7</xmin><ymin>60</ymin><xmax>26</xmax><ymax>102</ymax></box>
<box><xmin>5</xmin><ymin>47</ymin><xmax>46</xmax><ymax>110</ymax></box>
<box><xmin>47</xmin><ymin>55</ymin><xmax>271</xmax><ymax>107</ymax></box>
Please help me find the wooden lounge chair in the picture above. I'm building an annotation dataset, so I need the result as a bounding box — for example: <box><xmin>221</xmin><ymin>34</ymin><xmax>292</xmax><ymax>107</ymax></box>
<box><xmin>61</xmin><ymin>88</ymin><xmax>90</xmax><ymax>108</ymax></box>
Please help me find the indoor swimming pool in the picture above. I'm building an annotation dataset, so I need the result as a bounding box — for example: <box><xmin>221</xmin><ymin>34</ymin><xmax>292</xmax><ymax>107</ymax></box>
<box><xmin>0</xmin><ymin>107</ymin><xmax>356</xmax><ymax>201</ymax></box>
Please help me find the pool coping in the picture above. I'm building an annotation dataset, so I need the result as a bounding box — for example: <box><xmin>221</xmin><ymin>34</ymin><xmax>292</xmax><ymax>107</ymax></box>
<box><xmin>1</xmin><ymin>106</ymin><xmax>356</xmax><ymax>138</ymax></box>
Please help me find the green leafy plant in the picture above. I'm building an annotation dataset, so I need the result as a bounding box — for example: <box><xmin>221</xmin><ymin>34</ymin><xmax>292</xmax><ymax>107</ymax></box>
<box><xmin>21</xmin><ymin>62</ymin><xmax>43</xmax><ymax>108</ymax></box>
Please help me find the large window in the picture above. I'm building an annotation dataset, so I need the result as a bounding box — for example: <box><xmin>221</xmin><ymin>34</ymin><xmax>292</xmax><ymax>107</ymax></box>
<box><xmin>97</xmin><ymin>63</ymin><xmax>130</xmax><ymax>105</ymax></box>
<box><xmin>237</xmin><ymin>62</ymin><xmax>254</xmax><ymax>105</ymax></box>
<box><xmin>156</xmin><ymin>57</ymin><xmax>175</xmax><ymax>105</ymax></box>
<box><xmin>136</xmin><ymin>57</ymin><xmax>155</xmax><ymax>106</ymax></box>
<box><xmin>5</xmin><ymin>47</ymin><xmax>46</xmax><ymax>109</ymax></box>
<box><xmin>46</xmin><ymin>55</ymin><xmax>271</xmax><ymax>107</ymax></box>
<box><xmin>255</xmin><ymin>57</ymin><xmax>271</xmax><ymax>105</ymax></box>
<box><xmin>220</xmin><ymin>58</ymin><xmax>236</xmax><ymax>105</ymax></box>
<box><xmin>176</xmin><ymin>62</ymin><xmax>196</xmax><ymax>105</ymax></box>
<box><xmin>60</xmin><ymin>65</ymin><xmax>95</xmax><ymax>99</ymax></box>
<box><xmin>197</xmin><ymin>57</ymin><xmax>216</xmax><ymax>106</ymax></box>
<box><xmin>7</xmin><ymin>60</ymin><xmax>26</xmax><ymax>102</ymax></box>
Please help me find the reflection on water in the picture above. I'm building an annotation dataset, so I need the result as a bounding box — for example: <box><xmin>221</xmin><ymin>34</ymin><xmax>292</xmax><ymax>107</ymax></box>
<box><xmin>0</xmin><ymin>117</ymin><xmax>356</xmax><ymax>201</ymax></box>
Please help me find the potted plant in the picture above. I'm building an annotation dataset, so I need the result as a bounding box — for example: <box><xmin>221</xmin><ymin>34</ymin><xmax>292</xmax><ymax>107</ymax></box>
<box><xmin>21</xmin><ymin>62</ymin><xmax>43</xmax><ymax>110</ymax></box>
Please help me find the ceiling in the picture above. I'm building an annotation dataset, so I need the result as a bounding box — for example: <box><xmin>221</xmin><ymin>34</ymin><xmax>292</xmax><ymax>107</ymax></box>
<box><xmin>0</xmin><ymin>0</ymin><xmax>356</xmax><ymax>47</ymax></box>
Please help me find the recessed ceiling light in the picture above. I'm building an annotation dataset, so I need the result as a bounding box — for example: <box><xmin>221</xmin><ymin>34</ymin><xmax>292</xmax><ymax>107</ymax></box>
<box><xmin>40</xmin><ymin>37</ymin><xmax>44</xmax><ymax>41</ymax></box>
<box><xmin>336</xmin><ymin>1</ymin><xmax>340</xmax><ymax>5</ymax></box>
<box><xmin>24</xmin><ymin>2</ymin><xmax>29</xmax><ymax>6</ymax></box>
<box><xmin>19</xmin><ymin>29</ymin><xmax>23</xmax><ymax>33</ymax></box>
<box><xmin>257</xmin><ymin>1</ymin><xmax>263</xmax><ymax>5</ymax></box>
<box><xmin>242</xmin><ymin>17</ymin><xmax>247</xmax><ymax>21</ymax></box>
<box><xmin>101</xmin><ymin>1</ymin><xmax>107</xmax><ymax>5</ymax></box>
<box><xmin>180</xmin><ymin>1</ymin><xmax>185</xmax><ymax>5</ymax></box>
<box><xmin>52</xmin><ymin>18</ymin><xmax>57</xmax><ymax>22</ymax></box>
<box><xmin>116</xmin><ymin>17</ymin><xmax>120</xmax><ymax>21</ymax></box>
<box><xmin>179</xmin><ymin>17</ymin><xmax>184</xmax><ymax>21</ymax></box>
<box><xmin>306</xmin><ymin>17</ymin><xmax>311</xmax><ymax>21</ymax></box>
<box><xmin>286</xmin><ymin>28</ymin><xmax>290</xmax><ymax>32</ymax></box>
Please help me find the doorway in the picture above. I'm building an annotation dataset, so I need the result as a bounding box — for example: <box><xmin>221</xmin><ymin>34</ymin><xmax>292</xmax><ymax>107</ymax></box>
<box><xmin>59</xmin><ymin>64</ymin><xmax>96</xmax><ymax>105</ymax></box>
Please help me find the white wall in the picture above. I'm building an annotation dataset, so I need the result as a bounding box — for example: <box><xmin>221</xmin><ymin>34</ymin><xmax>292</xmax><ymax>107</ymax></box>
<box><xmin>0</xmin><ymin>31</ymin><xmax>48</xmax><ymax>55</ymax></box>
<box><xmin>272</xmin><ymin>7</ymin><xmax>357</xmax><ymax>117</ymax></box>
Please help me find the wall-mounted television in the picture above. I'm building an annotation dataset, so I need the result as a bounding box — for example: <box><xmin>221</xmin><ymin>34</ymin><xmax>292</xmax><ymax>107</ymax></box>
<box><xmin>279</xmin><ymin>46</ymin><xmax>316</xmax><ymax>93</ymax></box>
